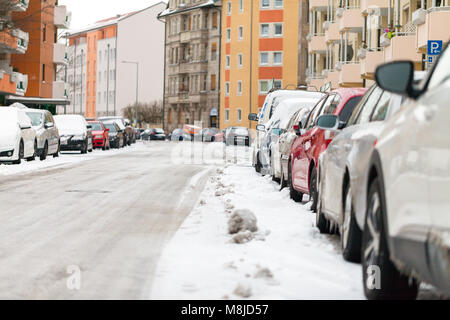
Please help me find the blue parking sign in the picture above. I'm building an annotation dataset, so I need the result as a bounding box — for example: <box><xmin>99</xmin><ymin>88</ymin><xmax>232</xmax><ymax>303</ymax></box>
<box><xmin>428</xmin><ymin>40</ymin><xmax>443</xmax><ymax>55</ymax></box>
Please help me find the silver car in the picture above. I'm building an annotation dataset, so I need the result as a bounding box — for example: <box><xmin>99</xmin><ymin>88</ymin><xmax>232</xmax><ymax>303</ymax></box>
<box><xmin>316</xmin><ymin>72</ymin><xmax>425</xmax><ymax>263</ymax></box>
<box><xmin>26</xmin><ymin>110</ymin><xmax>60</xmax><ymax>160</ymax></box>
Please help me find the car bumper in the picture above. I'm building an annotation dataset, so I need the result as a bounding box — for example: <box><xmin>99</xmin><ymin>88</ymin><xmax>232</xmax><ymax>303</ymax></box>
<box><xmin>150</xmin><ymin>135</ymin><xmax>166</xmax><ymax>140</ymax></box>
<box><xmin>93</xmin><ymin>138</ymin><xmax>105</xmax><ymax>147</ymax></box>
<box><xmin>0</xmin><ymin>148</ymin><xmax>18</xmax><ymax>161</ymax></box>
<box><xmin>60</xmin><ymin>140</ymin><xmax>84</xmax><ymax>151</ymax></box>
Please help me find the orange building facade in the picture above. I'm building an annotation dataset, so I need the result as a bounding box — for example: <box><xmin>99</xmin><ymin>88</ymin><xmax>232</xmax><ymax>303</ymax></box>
<box><xmin>220</xmin><ymin>0</ymin><xmax>301</xmax><ymax>129</ymax></box>
<box><xmin>10</xmin><ymin>0</ymin><xmax>71</xmax><ymax>101</ymax></box>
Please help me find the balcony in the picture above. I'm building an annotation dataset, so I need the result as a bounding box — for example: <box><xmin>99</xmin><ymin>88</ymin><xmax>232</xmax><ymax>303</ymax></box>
<box><xmin>325</xmin><ymin>70</ymin><xmax>340</xmax><ymax>89</ymax></box>
<box><xmin>325</xmin><ymin>22</ymin><xmax>340</xmax><ymax>43</ymax></box>
<box><xmin>180</xmin><ymin>31</ymin><xmax>191</xmax><ymax>43</ymax></box>
<box><xmin>360</xmin><ymin>50</ymin><xmax>384</xmax><ymax>79</ymax></box>
<box><xmin>0</xmin><ymin>28</ymin><xmax>29</xmax><ymax>54</ymax></box>
<box><xmin>382</xmin><ymin>34</ymin><xmax>422</xmax><ymax>63</ymax></box>
<box><xmin>310</xmin><ymin>0</ymin><xmax>328</xmax><ymax>9</ymax></box>
<box><xmin>0</xmin><ymin>71</ymin><xmax>16</xmax><ymax>95</ymax></box>
<box><xmin>360</xmin><ymin>0</ymin><xmax>389</xmax><ymax>14</ymax></box>
<box><xmin>12</xmin><ymin>72</ymin><xmax>28</xmax><ymax>96</ymax></box>
<box><xmin>11</xmin><ymin>0</ymin><xmax>29</xmax><ymax>12</ymax></box>
<box><xmin>308</xmin><ymin>34</ymin><xmax>327</xmax><ymax>53</ymax></box>
<box><xmin>338</xmin><ymin>8</ymin><xmax>364</xmax><ymax>33</ymax></box>
<box><xmin>52</xmin><ymin>81</ymin><xmax>67</xmax><ymax>99</ymax></box>
<box><xmin>54</xmin><ymin>5</ymin><xmax>72</xmax><ymax>29</ymax></box>
<box><xmin>415</xmin><ymin>8</ymin><xmax>450</xmax><ymax>54</ymax></box>
<box><xmin>54</xmin><ymin>43</ymin><xmax>68</xmax><ymax>65</ymax></box>
<box><xmin>339</xmin><ymin>63</ymin><xmax>363</xmax><ymax>87</ymax></box>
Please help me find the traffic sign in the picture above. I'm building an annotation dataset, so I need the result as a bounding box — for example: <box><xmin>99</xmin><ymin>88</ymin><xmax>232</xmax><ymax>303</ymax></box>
<box><xmin>428</xmin><ymin>40</ymin><xmax>443</xmax><ymax>56</ymax></box>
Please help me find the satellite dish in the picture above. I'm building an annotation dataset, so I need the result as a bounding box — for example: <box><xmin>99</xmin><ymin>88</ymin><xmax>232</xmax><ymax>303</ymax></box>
<box><xmin>346</xmin><ymin>45</ymin><xmax>354</xmax><ymax>62</ymax></box>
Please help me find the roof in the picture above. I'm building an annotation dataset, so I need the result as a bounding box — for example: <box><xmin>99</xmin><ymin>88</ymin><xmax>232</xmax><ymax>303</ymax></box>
<box><xmin>158</xmin><ymin>0</ymin><xmax>219</xmax><ymax>18</ymax></box>
<box><xmin>6</xmin><ymin>96</ymin><xmax>70</xmax><ymax>106</ymax></box>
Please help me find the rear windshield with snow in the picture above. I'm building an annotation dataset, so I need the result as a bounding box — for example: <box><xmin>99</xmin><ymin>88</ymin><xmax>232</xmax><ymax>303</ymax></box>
<box><xmin>26</xmin><ymin>112</ymin><xmax>43</xmax><ymax>126</ymax></box>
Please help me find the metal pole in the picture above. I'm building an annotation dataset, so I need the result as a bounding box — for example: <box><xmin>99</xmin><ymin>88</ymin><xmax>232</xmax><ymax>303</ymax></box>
<box><xmin>135</xmin><ymin>62</ymin><xmax>139</xmax><ymax>127</ymax></box>
<box><xmin>81</xmin><ymin>48</ymin><xmax>83</xmax><ymax>115</ymax></box>
<box><xmin>107</xmin><ymin>43</ymin><xmax>110</xmax><ymax>116</ymax></box>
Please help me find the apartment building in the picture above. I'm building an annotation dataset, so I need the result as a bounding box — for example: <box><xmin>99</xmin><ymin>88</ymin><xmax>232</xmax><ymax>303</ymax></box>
<box><xmin>159</xmin><ymin>0</ymin><xmax>222</xmax><ymax>132</ymax></box>
<box><xmin>67</xmin><ymin>2</ymin><xmax>166</xmax><ymax>119</ymax></box>
<box><xmin>0</xmin><ymin>0</ymin><xmax>30</xmax><ymax>105</ymax></box>
<box><xmin>307</xmin><ymin>0</ymin><xmax>450</xmax><ymax>90</ymax></box>
<box><xmin>220</xmin><ymin>0</ymin><xmax>304</xmax><ymax>129</ymax></box>
<box><xmin>7</xmin><ymin>0</ymin><xmax>71</xmax><ymax>112</ymax></box>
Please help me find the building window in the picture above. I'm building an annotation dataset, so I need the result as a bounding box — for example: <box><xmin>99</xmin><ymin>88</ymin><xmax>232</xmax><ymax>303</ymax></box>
<box><xmin>238</xmin><ymin>54</ymin><xmax>243</xmax><ymax>68</ymax></box>
<box><xmin>261</xmin><ymin>0</ymin><xmax>270</xmax><ymax>8</ymax></box>
<box><xmin>275</xmin><ymin>0</ymin><xmax>284</xmax><ymax>8</ymax></box>
<box><xmin>274</xmin><ymin>52</ymin><xmax>283</xmax><ymax>65</ymax></box>
<box><xmin>227</xmin><ymin>1</ymin><xmax>231</xmax><ymax>15</ymax></box>
<box><xmin>211</xmin><ymin>42</ymin><xmax>217</xmax><ymax>61</ymax></box>
<box><xmin>43</xmin><ymin>24</ymin><xmax>46</xmax><ymax>42</ymax></box>
<box><xmin>239</xmin><ymin>0</ymin><xmax>244</xmax><ymax>12</ymax></box>
<box><xmin>274</xmin><ymin>23</ymin><xmax>283</xmax><ymax>36</ymax></box>
<box><xmin>259</xmin><ymin>80</ymin><xmax>270</xmax><ymax>94</ymax></box>
<box><xmin>260</xmin><ymin>52</ymin><xmax>269</xmax><ymax>65</ymax></box>
<box><xmin>237</xmin><ymin>81</ymin><xmax>242</xmax><ymax>96</ymax></box>
<box><xmin>226</xmin><ymin>55</ymin><xmax>230</xmax><ymax>68</ymax></box>
<box><xmin>211</xmin><ymin>74</ymin><xmax>216</xmax><ymax>91</ymax></box>
<box><xmin>225</xmin><ymin>82</ymin><xmax>230</xmax><ymax>96</ymax></box>
<box><xmin>42</xmin><ymin>64</ymin><xmax>45</xmax><ymax>82</ymax></box>
<box><xmin>225</xmin><ymin>109</ymin><xmax>230</xmax><ymax>122</ymax></box>
<box><xmin>237</xmin><ymin>109</ymin><xmax>242</xmax><ymax>122</ymax></box>
<box><xmin>238</xmin><ymin>26</ymin><xmax>243</xmax><ymax>40</ymax></box>
<box><xmin>203</xmin><ymin>74</ymin><xmax>207</xmax><ymax>91</ymax></box>
<box><xmin>274</xmin><ymin>80</ymin><xmax>282</xmax><ymax>89</ymax></box>
<box><xmin>226</xmin><ymin>28</ymin><xmax>231</xmax><ymax>42</ymax></box>
<box><xmin>212</xmin><ymin>12</ymin><xmax>218</xmax><ymax>29</ymax></box>
<box><xmin>260</xmin><ymin>24</ymin><xmax>269</xmax><ymax>37</ymax></box>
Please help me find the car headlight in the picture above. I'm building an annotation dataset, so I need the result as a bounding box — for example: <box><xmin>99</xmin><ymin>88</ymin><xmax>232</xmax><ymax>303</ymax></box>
<box><xmin>72</xmin><ymin>135</ymin><xmax>85</xmax><ymax>140</ymax></box>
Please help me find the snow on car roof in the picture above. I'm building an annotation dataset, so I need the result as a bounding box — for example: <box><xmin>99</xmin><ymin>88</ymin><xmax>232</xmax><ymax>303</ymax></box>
<box><xmin>268</xmin><ymin>98</ymin><xmax>321</xmax><ymax>129</ymax></box>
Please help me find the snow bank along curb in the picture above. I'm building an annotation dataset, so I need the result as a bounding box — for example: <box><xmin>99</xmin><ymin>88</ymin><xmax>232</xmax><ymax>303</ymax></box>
<box><xmin>150</xmin><ymin>163</ymin><xmax>365</xmax><ymax>300</ymax></box>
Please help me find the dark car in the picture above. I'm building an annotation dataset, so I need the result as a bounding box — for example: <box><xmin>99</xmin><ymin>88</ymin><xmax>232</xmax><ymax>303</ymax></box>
<box><xmin>54</xmin><ymin>115</ymin><xmax>93</xmax><ymax>154</ymax></box>
<box><xmin>98</xmin><ymin>116</ymin><xmax>134</xmax><ymax>146</ymax></box>
<box><xmin>103</xmin><ymin>121</ymin><xmax>124</xmax><ymax>149</ymax></box>
<box><xmin>148</xmin><ymin>128</ymin><xmax>166</xmax><ymax>141</ymax></box>
<box><xmin>135</xmin><ymin>128</ymin><xmax>143</xmax><ymax>140</ymax></box>
<box><xmin>225</xmin><ymin>127</ymin><xmax>251</xmax><ymax>146</ymax></box>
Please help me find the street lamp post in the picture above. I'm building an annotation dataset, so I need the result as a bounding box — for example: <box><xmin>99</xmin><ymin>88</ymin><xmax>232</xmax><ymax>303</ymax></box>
<box><xmin>122</xmin><ymin>60</ymin><xmax>139</xmax><ymax>127</ymax></box>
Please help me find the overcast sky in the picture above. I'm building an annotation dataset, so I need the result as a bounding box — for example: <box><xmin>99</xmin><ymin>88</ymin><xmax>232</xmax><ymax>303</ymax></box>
<box><xmin>59</xmin><ymin>0</ymin><xmax>167</xmax><ymax>31</ymax></box>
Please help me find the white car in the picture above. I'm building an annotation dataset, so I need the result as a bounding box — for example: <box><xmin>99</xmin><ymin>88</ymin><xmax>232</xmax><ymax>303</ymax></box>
<box><xmin>0</xmin><ymin>107</ymin><xmax>36</xmax><ymax>164</ymax></box>
<box><xmin>359</xmin><ymin>45</ymin><xmax>450</xmax><ymax>299</ymax></box>
<box><xmin>26</xmin><ymin>109</ymin><xmax>60</xmax><ymax>160</ymax></box>
<box><xmin>248</xmin><ymin>89</ymin><xmax>325</xmax><ymax>173</ymax></box>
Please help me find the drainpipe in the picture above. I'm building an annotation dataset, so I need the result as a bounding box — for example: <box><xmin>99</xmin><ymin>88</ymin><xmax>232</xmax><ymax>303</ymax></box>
<box><xmin>388</xmin><ymin>0</ymin><xmax>392</xmax><ymax>28</ymax></box>
<box><xmin>344</xmin><ymin>31</ymin><xmax>348</xmax><ymax>63</ymax></box>
<box><xmin>395</xmin><ymin>0</ymin><xmax>399</xmax><ymax>33</ymax></box>
<box><xmin>113</xmin><ymin>34</ymin><xmax>118</xmax><ymax>116</ymax></box>
<box><xmin>157</xmin><ymin>13</ymin><xmax>167</xmax><ymax>132</ymax></box>
<box><xmin>73</xmin><ymin>38</ymin><xmax>77</xmax><ymax>114</ymax></box>
<box><xmin>106</xmin><ymin>43</ymin><xmax>110</xmax><ymax>116</ymax></box>
<box><xmin>217</xmin><ymin>6</ymin><xmax>222</xmax><ymax>129</ymax></box>
<box><xmin>81</xmin><ymin>48</ymin><xmax>84</xmax><ymax>115</ymax></box>
<box><xmin>340</xmin><ymin>33</ymin><xmax>343</xmax><ymax>62</ymax></box>
<box><xmin>248</xmin><ymin>0</ymin><xmax>254</xmax><ymax>129</ymax></box>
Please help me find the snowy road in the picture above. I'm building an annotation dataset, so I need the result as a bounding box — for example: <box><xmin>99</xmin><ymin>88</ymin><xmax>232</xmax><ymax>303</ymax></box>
<box><xmin>0</xmin><ymin>142</ymin><xmax>212</xmax><ymax>299</ymax></box>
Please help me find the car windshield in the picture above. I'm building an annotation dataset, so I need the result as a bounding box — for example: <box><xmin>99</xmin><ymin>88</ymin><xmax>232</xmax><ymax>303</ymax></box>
<box><xmin>26</xmin><ymin>112</ymin><xmax>43</xmax><ymax>126</ymax></box>
<box><xmin>339</xmin><ymin>96</ymin><xmax>363</xmax><ymax>123</ymax></box>
<box><xmin>90</xmin><ymin>123</ymin><xmax>103</xmax><ymax>131</ymax></box>
<box><xmin>155</xmin><ymin>129</ymin><xmax>164</xmax><ymax>134</ymax></box>
<box><xmin>104</xmin><ymin>123</ymin><xmax>117</xmax><ymax>132</ymax></box>
<box><xmin>54</xmin><ymin>116</ymin><xmax>84</xmax><ymax>133</ymax></box>
<box><xmin>231</xmin><ymin>128</ymin><xmax>248</xmax><ymax>135</ymax></box>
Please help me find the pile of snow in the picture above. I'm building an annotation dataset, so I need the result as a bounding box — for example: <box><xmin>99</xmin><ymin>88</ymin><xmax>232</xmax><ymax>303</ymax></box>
<box><xmin>150</xmin><ymin>163</ymin><xmax>364</xmax><ymax>300</ymax></box>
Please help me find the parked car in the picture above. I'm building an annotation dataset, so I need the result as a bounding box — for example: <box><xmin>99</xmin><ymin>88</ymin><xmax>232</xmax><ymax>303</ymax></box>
<box><xmin>135</xmin><ymin>128</ymin><xmax>143</xmax><ymax>140</ymax></box>
<box><xmin>54</xmin><ymin>115</ymin><xmax>93</xmax><ymax>154</ymax></box>
<box><xmin>169</xmin><ymin>128</ymin><xmax>192</xmax><ymax>141</ymax></box>
<box><xmin>346</xmin><ymin>46</ymin><xmax>450</xmax><ymax>299</ymax></box>
<box><xmin>214</xmin><ymin>129</ymin><xmax>226</xmax><ymax>142</ymax></box>
<box><xmin>256</xmin><ymin>97</ymin><xmax>324</xmax><ymax>176</ymax></box>
<box><xmin>201</xmin><ymin>128</ymin><xmax>220</xmax><ymax>142</ymax></box>
<box><xmin>98</xmin><ymin>116</ymin><xmax>133</xmax><ymax>146</ymax></box>
<box><xmin>26</xmin><ymin>109</ymin><xmax>60</xmax><ymax>160</ymax></box>
<box><xmin>288</xmin><ymin>88</ymin><xmax>367</xmax><ymax>210</ymax></box>
<box><xmin>148</xmin><ymin>128</ymin><xmax>166</xmax><ymax>141</ymax></box>
<box><xmin>248</xmin><ymin>89</ymin><xmax>325</xmax><ymax>173</ymax></box>
<box><xmin>315</xmin><ymin>72</ymin><xmax>426</xmax><ymax>264</ymax></box>
<box><xmin>0</xmin><ymin>106</ymin><xmax>36</xmax><ymax>164</ymax></box>
<box><xmin>103</xmin><ymin>121</ymin><xmax>124</xmax><ymax>149</ymax></box>
<box><xmin>88</xmin><ymin>121</ymin><xmax>110</xmax><ymax>150</ymax></box>
<box><xmin>225</xmin><ymin>127</ymin><xmax>251</xmax><ymax>146</ymax></box>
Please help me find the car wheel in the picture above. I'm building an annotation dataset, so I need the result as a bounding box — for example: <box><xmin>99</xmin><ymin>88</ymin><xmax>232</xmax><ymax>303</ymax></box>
<box><xmin>271</xmin><ymin>153</ymin><xmax>281</xmax><ymax>183</ymax></box>
<box><xmin>288</xmin><ymin>160</ymin><xmax>303</xmax><ymax>202</ymax></box>
<box><xmin>40</xmin><ymin>141</ymin><xmax>48</xmax><ymax>161</ymax></box>
<box><xmin>341</xmin><ymin>183</ymin><xmax>362</xmax><ymax>262</ymax></box>
<box><xmin>53</xmin><ymin>143</ymin><xmax>60</xmax><ymax>158</ymax></box>
<box><xmin>316</xmin><ymin>189</ymin><xmax>330</xmax><ymax>234</ymax></box>
<box><xmin>362</xmin><ymin>177</ymin><xmax>418</xmax><ymax>300</ymax></box>
<box><xmin>279</xmin><ymin>166</ymin><xmax>287</xmax><ymax>191</ymax></box>
<box><xmin>310</xmin><ymin>167</ymin><xmax>318</xmax><ymax>212</ymax></box>
<box><xmin>255</xmin><ymin>152</ymin><xmax>262</xmax><ymax>173</ymax></box>
<box><xmin>13</xmin><ymin>140</ymin><xmax>24</xmax><ymax>165</ymax></box>
<box><xmin>27</xmin><ymin>140</ymin><xmax>37</xmax><ymax>162</ymax></box>
<box><xmin>81</xmin><ymin>141</ymin><xmax>88</xmax><ymax>154</ymax></box>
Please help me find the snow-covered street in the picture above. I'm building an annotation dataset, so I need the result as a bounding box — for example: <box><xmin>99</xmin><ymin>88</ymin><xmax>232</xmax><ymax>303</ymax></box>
<box><xmin>151</xmin><ymin>157</ymin><xmax>365</xmax><ymax>300</ymax></box>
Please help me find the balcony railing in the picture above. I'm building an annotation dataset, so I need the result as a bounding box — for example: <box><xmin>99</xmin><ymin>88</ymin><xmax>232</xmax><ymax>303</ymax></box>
<box><xmin>0</xmin><ymin>28</ymin><xmax>28</xmax><ymax>54</ymax></box>
<box><xmin>54</xmin><ymin>5</ymin><xmax>71</xmax><ymax>29</ymax></box>
<box><xmin>11</xmin><ymin>0</ymin><xmax>29</xmax><ymax>11</ymax></box>
<box><xmin>12</xmin><ymin>71</ymin><xmax>28</xmax><ymax>96</ymax></box>
<box><xmin>54</xmin><ymin>43</ymin><xmax>69</xmax><ymax>65</ymax></box>
<box><xmin>414</xmin><ymin>7</ymin><xmax>450</xmax><ymax>52</ymax></box>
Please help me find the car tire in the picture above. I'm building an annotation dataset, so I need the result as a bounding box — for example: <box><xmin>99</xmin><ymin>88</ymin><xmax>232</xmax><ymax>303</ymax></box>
<box><xmin>27</xmin><ymin>140</ymin><xmax>37</xmax><ymax>162</ymax></box>
<box><xmin>255</xmin><ymin>152</ymin><xmax>262</xmax><ymax>173</ymax></box>
<box><xmin>341</xmin><ymin>183</ymin><xmax>362</xmax><ymax>262</ymax></box>
<box><xmin>362</xmin><ymin>177</ymin><xmax>418</xmax><ymax>300</ymax></box>
<box><xmin>40</xmin><ymin>141</ymin><xmax>48</xmax><ymax>161</ymax></box>
<box><xmin>13</xmin><ymin>140</ymin><xmax>24</xmax><ymax>165</ymax></box>
<box><xmin>316</xmin><ymin>191</ymin><xmax>330</xmax><ymax>234</ymax></box>
<box><xmin>81</xmin><ymin>141</ymin><xmax>88</xmax><ymax>154</ymax></box>
<box><xmin>279</xmin><ymin>167</ymin><xmax>287</xmax><ymax>191</ymax></box>
<box><xmin>310</xmin><ymin>167</ymin><xmax>318</xmax><ymax>212</ymax></box>
<box><xmin>288</xmin><ymin>160</ymin><xmax>303</xmax><ymax>202</ymax></box>
<box><xmin>53</xmin><ymin>143</ymin><xmax>60</xmax><ymax>158</ymax></box>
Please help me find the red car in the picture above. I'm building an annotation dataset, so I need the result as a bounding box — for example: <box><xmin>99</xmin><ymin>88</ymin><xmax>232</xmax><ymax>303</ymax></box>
<box><xmin>288</xmin><ymin>88</ymin><xmax>367</xmax><ymax>211</ymax></box>
<box><xmin>88</xmin><ymin>121</ymin><xmax>110</xmax><ymax>150</ymax></box>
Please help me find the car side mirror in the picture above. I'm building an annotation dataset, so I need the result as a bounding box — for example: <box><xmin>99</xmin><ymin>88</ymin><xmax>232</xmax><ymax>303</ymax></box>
<box><xmin>44</xmin><ymin>122</ymin><xmax>54</xmax><ymax>129</ymax></box>
<box><xmin>87</xmin><ymin>124</ymin><xmax>92</xmax><ymax>130</ymax></box>
<box><xmin>256</xmin><ymin>124</ymin><xmax>265</xmax><ymax>132</ymax></box>
<box><xmin>106</xmin><ymin>128</ymin><xmax>110</xmax><ymax>132</ymax></box>
<box><xmin>248</xmin><ymin>113</ymin><xmax>259</xmax><ymax>121</ymax></box>
<box><xmin>375</xmin><ymin>61</ymin><xmax>416</xmax><ymax>97</ymax></box>
<box><xmin>317</xmin><ymin>115</ymin><xmax>340</xmax><ymax>131</ymax></box>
